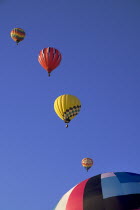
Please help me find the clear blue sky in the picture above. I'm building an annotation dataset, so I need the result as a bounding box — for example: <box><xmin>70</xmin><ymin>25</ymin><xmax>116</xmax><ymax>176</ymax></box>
<box><xmin>0</xmin><ymin>0</ymin><xmax>140</xmax><ymax>209</ymax></box>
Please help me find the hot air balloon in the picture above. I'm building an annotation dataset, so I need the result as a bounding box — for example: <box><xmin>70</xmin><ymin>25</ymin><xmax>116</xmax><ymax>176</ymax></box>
<box><xmin>54</xmin><ymin>94</ymin><xmax>81</xmax><ymax>127</ymax></box>
<box><xmin>81</xmin><ymin>158</ymin><xmax>93</xmax><ymax>172</ymax></box>
<box><xmin>38</xmin><ymin>47</ymin><xmax>62</xmax><ymax>76</ymax></box>
<box><xmin>54</xmin><ymin>172</ymin><xmax>140</xmax><ymax>210</ymax></box>
<box><xmin>10</xmin><ymin>28</ymin><xmax>25</xmax><ymax>44</ymax></box>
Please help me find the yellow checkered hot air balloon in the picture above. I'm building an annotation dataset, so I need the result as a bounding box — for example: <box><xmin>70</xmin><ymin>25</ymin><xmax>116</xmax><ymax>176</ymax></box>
<box><xmin>10</xmin><ymin>28</ymin><xmax>25</xmax><ymax>44</ymax></box>
<box><xmin>54</xmin><ymin>94</ymin><xmax>81</xmax><ymax>128</ymax></box>
<box><xmin>82</xmin><ymin>158</ymin><xmax>93</xmax><ymax>172</ymax></box>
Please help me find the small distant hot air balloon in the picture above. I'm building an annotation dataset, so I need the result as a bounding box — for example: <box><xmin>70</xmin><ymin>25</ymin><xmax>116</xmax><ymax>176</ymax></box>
<box><xmin>54</xmin><ymin>94</ymin><xmax>81</xmax><ymax>127</ymax></box>
<box><xmin>82</xmin><ymin>158</ymin><xmax>93</xmax><ymax>172</ymax></box>
<box><xmin>38</xmin><ymin>47</ymin><xmax>62</xmax><ymax>76</ymax></box>
<box><xmin>10</xmin><ymin>28</ymin><xmax>25</xmax><ymax>44</ymax></box>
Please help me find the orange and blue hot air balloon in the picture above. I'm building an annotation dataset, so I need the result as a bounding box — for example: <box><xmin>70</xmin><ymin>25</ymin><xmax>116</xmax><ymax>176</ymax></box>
<box><xmin>81</xmin><ymin>158</ymin><xmax>93</xmax><ymax>172</ymax></box>
<box><xmin>10</xmin><ymin>28</ymin><xmax>25</xmax><ymax>44</ymax></box>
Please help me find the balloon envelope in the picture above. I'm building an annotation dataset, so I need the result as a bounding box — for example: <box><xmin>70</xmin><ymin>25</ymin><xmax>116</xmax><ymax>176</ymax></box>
<box><xmin>10</xmin><ymin>28</ymin><xmax>25</xmax><ymax>44</ymax></box>
<box><xmin>54</xmin><ymin>94</ymin><xmax>81</xmax><ymax>127</ymax></box>
<box><xmin>38</xmin><ymin>47</ymin><xmax>62</xmax><ymax>76</ymax></box>
<box><xmin>54</xmin><ymin>172</ymin><xmax>140</xmax><ymax>210</ymax></box>
<box><xmin>81</xmin><ymin>157</ymin><xmax>93</xmax><ymax>171</ymax></box>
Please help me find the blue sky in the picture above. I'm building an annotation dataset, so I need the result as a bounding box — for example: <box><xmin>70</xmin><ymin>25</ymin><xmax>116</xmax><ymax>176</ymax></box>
<box><xmin>0</xmin><ymin>0</ymin><xmax>140</xmax><ymax>209</ymax></box>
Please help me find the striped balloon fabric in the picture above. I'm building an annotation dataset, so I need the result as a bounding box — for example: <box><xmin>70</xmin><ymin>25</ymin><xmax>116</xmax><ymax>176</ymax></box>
<box><xmin>54</xmin><ymin>172</ymin><xmax>140</xmax><ymax>210</ymax></box>
<box><xmin>10</xmin><ymin>28</ymin><xmax>25</xmax><ymax>44</ymax></box>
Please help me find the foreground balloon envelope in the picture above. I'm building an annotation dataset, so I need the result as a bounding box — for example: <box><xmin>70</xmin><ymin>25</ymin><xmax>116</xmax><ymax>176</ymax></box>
<box><xmin>10</xmin><ymin>28</ymin><xmax>25</xmax><ymax>44</ymax></box>
<box><xmin>54</xmin><ymin>172</ymin><xmax>140</xmax><ymax>210</ymax></box>
<box><xmin>54</xmin><ymin>94</ymin><xmax>81</xmax><ymax>127</ymax></box>
<box><xmin>38</xmin><ymin>47</ymin><xmax>62</xmax><ymax>76</ymax></box>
